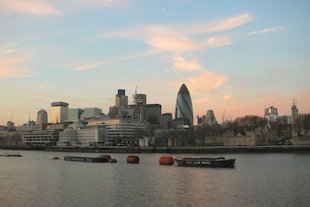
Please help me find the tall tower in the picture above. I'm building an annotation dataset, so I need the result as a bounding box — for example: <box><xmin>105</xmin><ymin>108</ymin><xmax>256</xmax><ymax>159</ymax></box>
<box><xmin>175</xmin><ymin>84</ymin><xmax>193</xmax><ymax>127</ymax></box>
<box><xmin>37</xmin><ymin>109</ymin><xmax>48</xmax><ymax>129</ymax></box>
<box><xmin>132</xmin><ymin>89</ymin><xmax>147</xmax><ymax>120</ymax></box>
<box><xmin>115</xmin><ymin>89</ymin><xmax>128</xmax><ymax>107</ymax></box>
<box><xmin>291</xmin><ymin>99</ymin><xmax>299</xmax><ymax>127</ymax></box>
<box><xmin>50</xmin><ymin>102</ymin><xmax>69</xmax><ymax>124</ymax></box>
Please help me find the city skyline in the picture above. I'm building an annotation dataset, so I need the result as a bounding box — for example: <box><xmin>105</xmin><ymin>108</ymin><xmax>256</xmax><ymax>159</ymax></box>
<box><xmin>1</xmin><ymin>0</ymin><xmax>310</xmax><ymax>125</ymax></box>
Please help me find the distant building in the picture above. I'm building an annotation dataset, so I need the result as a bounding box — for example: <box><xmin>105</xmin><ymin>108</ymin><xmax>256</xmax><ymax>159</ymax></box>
<box><xmin>6</xmin><ymin>121</ymin><xmax>16</xmax><ymax>131</ymax></box>
<box><xmin>145</xmin><ymin>104</ymin><xmax>162</xmax><ymax>126</ymax></box>
<box><xmin>175</xmin><ymin>84</ymin><xmax>193</xmax><ymax>127</ymax></box>
<box><xmin>23</xmin><ymin>131</ymin><xmax>59</xmax><ymax>146</ymax></box>
<box><xmin>130</xmin><ymin>90</ymin><xmax>147</xmax><ymax>120</ymax></box>
<box><xmin>109</xmin><ymin>89</ymin><xmax>131</xmax><ymax>118</ymax></box>
<box><xmin>58</xmin><ymin>123</ymin><xmax>107</xmax><ymax>146</ymax></box>
<box><xmin>265</xmin><ymin>105</ymin><xmax>278</xmax><ymax>122</ymax></box>
<box><xmin>115</xmin><ymin>89</ymin><xmax>128</xmax><ymax>107</ymax></box>
<box><xmin>88</xmin><ymin>118</ymin><xmax>147</xmax><ymax>145</ymax></box>
<box><xmin>291</xmin><ymin>100</ymin><xmax>310</xmax><ymax>138</ymax></box>
<box><xmin>68</xmin><ymin>108</ymin><xmax>84</xmax><ymax>122</ymax></box>
<box><xmin>162</xmin><ymin>113</ymin><xmax>173</xmax><ymax>129</ymax></box>
<box><xmin>133</xmin><ymin>92</ymin><xmax>146</xmax><ymax>105</ymax></box>
<box><xmin>81</xmin><ymin>108</ymin><xmax>102</xmax><ymax>120</ymax></box>
<box><xmin>17</xmin><ymin>120</ymin><xmax>41</xmax><ymax>132</ymax></box>
<box><xmin>50</xmin><ymin>102</ymin><xmax>69</xmax><ymax>124</ymax></box>
<box><xmin>197</xmin><ymin>110</ymin><xmax>217</xmax><ymax>126</ymax></box>
<box><xmin>37</xmin><ymin>109</ymin><xmax>48</xmax><ymax>129</ymax></box>
<box><xmin>173</xmin><ymin>118</ymin><xmax>189</xmax><ymax>129</ymax></box>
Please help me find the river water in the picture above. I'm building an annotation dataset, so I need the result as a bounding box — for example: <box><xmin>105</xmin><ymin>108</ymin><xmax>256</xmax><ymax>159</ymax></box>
<box><xmin>0</xmin><ymin>150</ymin><xmax>309</xmax><ymax>207</ymax></box>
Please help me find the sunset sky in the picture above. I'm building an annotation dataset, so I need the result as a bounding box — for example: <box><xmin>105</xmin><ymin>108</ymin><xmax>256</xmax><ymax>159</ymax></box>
<box><xmin>1</xmin><ymin>0</ymin><xmax>309</xmax><ymax>125</ymax></box>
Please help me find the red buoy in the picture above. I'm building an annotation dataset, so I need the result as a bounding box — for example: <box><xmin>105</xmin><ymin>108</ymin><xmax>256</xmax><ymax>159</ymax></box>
<box><xmin>159</xmin><ymin>156</ymin><xmax>174</xmax><ymax>165</ymax></box>
<box><xmin>127</xmin><ymin>155</ymin><xmax>140</xmax><ymax>164</ymax></box>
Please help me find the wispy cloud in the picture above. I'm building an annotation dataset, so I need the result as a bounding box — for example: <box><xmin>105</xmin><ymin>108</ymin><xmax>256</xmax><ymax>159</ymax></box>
<box><xmin>71</xmin><ymin>50</ymin><xmax>159</xmax><ymax>72</ymax></box>
<box><xmin>0</xmin><ymin>44</ymin><xmax>34</xmax><ymax>78</ymax></box>
<box><xmin>0</xmin><ymin>0</ymin><xmax>62</xmax><ymax>16</ymax></box>
<box><xmin>174</xmin><ymin>71</ymin><xmax>228</xmax><ymax>95</ymax></box>
<box><xmin>173</xmin><ymin>56</ymin><xmax>203</xmax><ymax>71</ymax></box>
<box><xmin>184</xmin><ymin>13</ymin><xmax>255</xmax><ymax>35</ymax></box>
<box><xmin>103</xmin><ymin>13</ymin><xmax>253</xmax><ymax>55</ymax></box>
<box><xmin>0</xmin><ymin>58</ymin><xmax>34</xmax><ymax>78</ymax></box>
<box><xmin>246</xmin><ymin>26</ymin><xmax>287</xmax><ymax>36</ymax></box>
<box><xmin>206</xmin><ymin>37</ymin><xmax>232</xmax><ymax>48</ymax></box>
<box><xmin>72</xmin><ymin>60</ymin><xmax>110</xmax><ymax>71</ymax></box>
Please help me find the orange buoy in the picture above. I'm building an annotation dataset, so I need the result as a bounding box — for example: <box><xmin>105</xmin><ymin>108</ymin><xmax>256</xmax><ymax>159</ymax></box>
<box><xmin>159</xmin><ymin>156</ymin><xmax>174</xmax><ymax>165</ymax></box>
<box><xmin>127</xmin><ymin>155</ymin><xmax>140</xmax><ymax>164</ymax></box>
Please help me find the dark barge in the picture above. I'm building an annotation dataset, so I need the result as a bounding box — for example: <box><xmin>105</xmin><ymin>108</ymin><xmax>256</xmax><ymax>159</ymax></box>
<box><xmin>175</xmin><ymin>157</ymin><xmax>235</xmax><ymax>168</ymax></box>
<box><xmin>64</xmin><ymin>155</ymin><xmax>111</xmax><ymax>163</ymax></box>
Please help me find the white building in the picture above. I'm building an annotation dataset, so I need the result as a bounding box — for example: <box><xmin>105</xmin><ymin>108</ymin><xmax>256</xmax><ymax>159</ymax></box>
<box><xmin>58</xmin><ymin>123</ymin><xmax>107</xmax><ymax>146</ymax></box>
<box><xmin>23</xmin><ymin>131</ymin><xmax>59</xmax><ymax>146</ymax></box>
<box><xmin>50</xmin><ymin>102</ymin><xmax>69</xmax><ymax>124</ymax></box>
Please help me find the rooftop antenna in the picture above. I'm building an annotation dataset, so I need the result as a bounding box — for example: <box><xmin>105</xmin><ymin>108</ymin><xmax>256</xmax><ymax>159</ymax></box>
<box><xmin>10</xmin><ymin>110</ymin><xmax>15</xmax><ymax>122</ymax></box>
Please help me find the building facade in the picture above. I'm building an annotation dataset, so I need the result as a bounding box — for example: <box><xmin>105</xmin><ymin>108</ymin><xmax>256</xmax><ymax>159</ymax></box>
<box><xmin>50</xmin><ymin>102</ymin><xmax>69</xmax><ymax>123</ymax></box>
<box><xmin>115</xmin><ymin>89</ymin><xmax>128</xmax><ymax>107</ymax></box>
<box><xmin>23</xmin><ymin>131</ymin><xmax>59</xmax><ymax>146</ymax></box>
<box><xmin>81</xmin><ymin>108</ymin><xmax>102</xmax><ymax>120</ymax></box>
<box><xmin>197</xmin><ymin>110</ymin><xmax>217</xmax><ymax>126</ymax></box>
<box><xmin>162</xmin><ymin>113</ymin><xmax>173</xmax><ymax>129</ymax></box>
<box><xmin>145</xmin><ymin>104</ymin><xmax>162</xmax><ymax>126</ymax></box>
<box><xmin>88</xmin><ymin>118</ymin><xmax>147</xmax><ymax>145</ymax></box>
<box><xmin>265</xmin><ymin>105</ymin><xmax>278</xmax><ymax>122</ymax></box>
<box><xmin>37</xmin><ymin>109</ymin><xmax>48</xmax><ymax>128</ymax></box>
<box><xmin>175</xmin><ymin>84</ymin><xmax>193</xmax><ymax>127</ymax></box>
<box><xmin>68</xmin><ymin>108</ymin><xmax>84</xmax><ymax>122</ymax></box>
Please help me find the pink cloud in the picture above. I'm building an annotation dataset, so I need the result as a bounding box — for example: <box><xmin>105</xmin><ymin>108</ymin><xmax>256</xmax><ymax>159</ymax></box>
<box><xmin>207</xmin><ymin>37</ymin><xmax>232</xmax><ymax>48</ymax></box>
<box><xmin>173</xmin><ymin>56</ymin><xmax>203</xmax><ymax>71</ymax></box>
<box><xmin>102</xmin><ymin>13</ymin><xmax>254</xmax><ymax>53</ymax></box>
<box><xmin>0</xmin><ymin>58</ymin><xmax>33</xmax><ymax>78</ymax></box>
<box><xmin>0</xmin><ymin>0</ymin><xmax>62</xmax><ymax>15</ymax></box>
<box><xmin>145</xmin><ymin>26</ymin><xmax>199</xmax><ymax>52</ymax></box>
<box><xmin>174</xmin><ymin>71</ymin><xmax>228</xmax><ymax>95</ymax></box>
<box><xmin>187</xmin><ymin>13</ymin><xmax>255</xmax><ymax>34</ymax></box>
<box><xmin>0</xmin><ymin>45</ymin><xmax>34</xmax><ymax>78</ymax></box>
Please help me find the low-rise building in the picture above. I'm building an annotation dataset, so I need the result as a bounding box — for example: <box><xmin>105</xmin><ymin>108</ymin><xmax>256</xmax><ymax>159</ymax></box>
<box><xmin>23</xmin><ymin>131</ymin><xmax>59</xmax><ymax>146</ymax></box>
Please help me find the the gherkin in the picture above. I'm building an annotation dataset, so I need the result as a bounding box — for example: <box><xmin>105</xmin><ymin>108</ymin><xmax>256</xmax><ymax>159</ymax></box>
<box><xmin>175</xmin><ymin>84</ymin><xmax>193</xmax><ymax>127</ymax></box>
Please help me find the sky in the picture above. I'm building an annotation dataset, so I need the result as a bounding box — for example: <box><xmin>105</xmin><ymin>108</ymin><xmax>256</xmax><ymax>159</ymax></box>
<box><xmin>0</xmin><ymin>0</ymin><xmax>310</xmax><ymax>125</ymax></box>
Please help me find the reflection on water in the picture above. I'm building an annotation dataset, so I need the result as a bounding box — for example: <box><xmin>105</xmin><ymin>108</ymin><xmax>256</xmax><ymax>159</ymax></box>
<box><xmin>0</xmin><ymin>151</ymin><xmax>309</xmax><ymax>207</ymax></box>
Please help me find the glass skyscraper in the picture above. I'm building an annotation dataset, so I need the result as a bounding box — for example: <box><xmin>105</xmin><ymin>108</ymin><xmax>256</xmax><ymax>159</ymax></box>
<box><xmin>175</xmin><ymin>84</ymin><xmax>193</xmax><ymax>127</ymax></box>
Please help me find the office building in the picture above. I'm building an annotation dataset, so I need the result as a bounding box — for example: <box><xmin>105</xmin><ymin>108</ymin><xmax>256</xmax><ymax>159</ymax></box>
<box><xmin>23</xmin><ymin>131</ymin><xmax>59</xmax><ymax>146</ymax></box>
<box><xmin>37</xmin><ymin>109</ymin><xmax>48</xmax><ymax>127</ymax></box>
<box><xmin>68</xmin><ymin>108</ymin><xmax>84</xmax><ymax>122</ymax></box>
<box><xmin>175</xmin><ymin>84</ymin><xmax>193</xmax><ymax>127</ymax></box>
<box><xmin>145</xmin><ymin>104</ymin><xmax>162</xmax><ymax>126</ymax></box>
<box><xmin>115</xmin><ymin>89</ymin><xmax>128</xmax><ymax>107</ymax></box>
<box><xmin>81</xmin><ymin>108</ymin><xmax>102</xmax><ymax>120</ymax></box>
<box><xmin>197</xmin><ymin>110</ymin><xmax>217</xmax><ymax>126</ymax></box>
<box><xmin>50</xmin><ymin>102</ymin><xmax>69</xmax><ymax>124</ymax></box>
<box><xmin>162</xmin><ymin>113</ymin><xmax>173</xmax><ymax>129</ymax></box>
<box><xmin>133</xmin><ymin>93</ymin><xmax>146</xmax><ymax>105</ymax></box>
<box><xmin>88</xmin><ymin>118</ymin><xmax>147</xmax><ymax>145</ymax></box>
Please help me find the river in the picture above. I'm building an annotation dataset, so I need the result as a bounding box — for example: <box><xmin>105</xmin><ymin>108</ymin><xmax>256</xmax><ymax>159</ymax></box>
<box><xmin>0</xmin><ymin>150</ymin><xmax>309</xmax><ymax>207</ymax></box>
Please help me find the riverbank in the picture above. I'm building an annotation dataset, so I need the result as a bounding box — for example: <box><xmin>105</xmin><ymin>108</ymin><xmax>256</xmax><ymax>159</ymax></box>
<box><xmin>1</xmin><ymin>145</ymin><xmax>310</xmax><ymax>153</ymax></box>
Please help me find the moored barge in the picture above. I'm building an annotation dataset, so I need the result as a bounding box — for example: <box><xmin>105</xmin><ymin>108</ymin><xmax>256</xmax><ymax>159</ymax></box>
<box><xmin>64</xmin><ymin>155</ymin><xmax>111</xmax><ymax>163</ymax></box>
<box><xmin>175</xmin><ymin>157</ymin><xmax>235</xmax><ymax>168</ymax></box>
